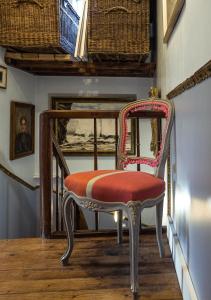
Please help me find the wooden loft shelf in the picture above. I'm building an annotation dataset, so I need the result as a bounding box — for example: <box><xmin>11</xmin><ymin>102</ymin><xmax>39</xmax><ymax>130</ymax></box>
<box><xmin>5</xmin><ymin>52</ymin><xmax>156</xmax><ymax>77</ymax></box>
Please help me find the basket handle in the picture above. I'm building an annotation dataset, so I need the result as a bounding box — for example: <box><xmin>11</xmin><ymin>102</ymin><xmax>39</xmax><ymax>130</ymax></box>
<box><xmin>104</xmin><ymin>6</ymin><xmax>131</xmax><ymax>14</ymax></box>
<box><xmin>13</xmin><ymin>0</ymin><xmax>44</xmax><ymax>9</ymax></box>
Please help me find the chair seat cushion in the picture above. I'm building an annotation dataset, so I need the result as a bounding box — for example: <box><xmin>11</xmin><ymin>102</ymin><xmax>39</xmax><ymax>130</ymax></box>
<box><xmin>64</xmin><ymin>170</ymin><xmax>165</xmax><ymax>203</ymax></box>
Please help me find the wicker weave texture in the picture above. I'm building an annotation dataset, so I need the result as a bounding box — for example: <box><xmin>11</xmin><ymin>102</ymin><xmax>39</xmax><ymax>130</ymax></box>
<box><xmin>0</xmin><ymin>0</ymin><xmax>79</xmax><ymax>54</ymax></box>
<box><xmin>88</xmin><ymin>0</ymin><xmax>150</xmax><ymax>59</ymax></box>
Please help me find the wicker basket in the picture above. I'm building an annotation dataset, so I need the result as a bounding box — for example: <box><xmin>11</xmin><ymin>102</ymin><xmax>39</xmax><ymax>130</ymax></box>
<box><xmin>0</xmin><ymin>0</ymin><xmax>79</xmax><ymax>54</ymax></box>
<box><xmin>88</xmin><ymin>0</ymin><xmax>150</xmax><ymax>62</ymax></box>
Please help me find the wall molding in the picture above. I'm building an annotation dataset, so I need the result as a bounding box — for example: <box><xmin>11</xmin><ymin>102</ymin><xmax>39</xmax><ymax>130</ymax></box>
<box><xmin>167</xmin><ymin>216</ymin><xmax>198</xmax><ymax>300</ymax></box>
<box><xmin>0</xmin><ymin>162</ymin><xmax>39</xmax><ymax>191</ymax></box>
<box><xmin>167</xmin><ymin>60</ymin><xmax>211</xmax><ymax>99</ymax></box>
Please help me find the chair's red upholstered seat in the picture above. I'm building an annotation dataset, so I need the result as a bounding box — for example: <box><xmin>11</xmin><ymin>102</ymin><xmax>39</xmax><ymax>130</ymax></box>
<box><xmin>64</xmin><ymin>170</ymin><xmax>165</xmax><ymax>203</ymax></box>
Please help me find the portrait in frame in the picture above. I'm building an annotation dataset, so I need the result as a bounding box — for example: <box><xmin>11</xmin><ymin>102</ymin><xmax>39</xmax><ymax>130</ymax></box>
<box><xmin>163</xmin><ymin>0</ymin><xmax>185</xmax><ymax>43</ymax></box>
<box><xmin>0</xmin><ymin>65</ymin><xmax>7</xmax><ymax>89</ymax></box>
<box><xmin>51</xmin><ymin>95</ymin><xmax>137</xmax><ymax>156</ymax></box>
<box><xmin>10</xmin><ymin>101</ymin><xmax>35</xmax><ymax>160</ymax></box>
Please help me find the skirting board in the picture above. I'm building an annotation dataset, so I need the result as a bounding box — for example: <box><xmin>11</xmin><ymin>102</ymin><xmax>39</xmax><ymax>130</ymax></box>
<box><xmin>167</xmin><ymin>216</ymin><xmax>198</xmax><ymax>300</ymax></box>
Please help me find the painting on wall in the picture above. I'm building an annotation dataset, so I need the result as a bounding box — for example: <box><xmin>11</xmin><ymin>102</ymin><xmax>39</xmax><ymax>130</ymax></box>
<box><xmin>51</xmin><ymin>95</ymin><xmax>137</xmax><ymax>155</ymax></box>
<box><xmin>10</xmin><ymin>101</ymin><xmax>35</xmax><ymax>160</ymax></box>
<box><xmin>163</xmin><ymin>0</ymin><xmax>185</xmax><ymax>43</ymax></box>
<box><xmin>0</xmin><ymin>65</ymin><xmax>7</xmax><ymax>89</ymax></box>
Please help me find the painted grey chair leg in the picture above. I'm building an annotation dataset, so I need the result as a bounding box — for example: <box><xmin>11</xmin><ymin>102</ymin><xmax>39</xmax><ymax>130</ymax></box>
<box><xmin>155</xmin><ymin>199</ymin><xmax>165</xmax><ymax>258</ymax></box>
<box><xmin>72</xmin><ymin>201</ymin><xmax>77</xmax><ymax>232</ymax></box>
<box><xmin>61</xmin><ymin>193</ymin><xmax>74</xmax><ymax>266</ymax></box>
<box><xmin>117</xmin><ymin>210</ymin><xmax>123</xmax><ymax>244</ymax></box>
<box><xmin>127</xmin><ymin>202</ymin><xmax>142</xmax><ymax>295</ymax></box>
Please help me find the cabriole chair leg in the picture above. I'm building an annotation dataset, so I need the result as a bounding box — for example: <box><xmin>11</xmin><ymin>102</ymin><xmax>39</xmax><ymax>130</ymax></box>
<box><xmin>127</xmin><ymin>203</ymin><xmax>142</xmax><ymax>295</ymax></box>
<box><xmin>61</xmin><ymin>193</ymin><xmax>74</xmax><ymax>266</ymax></box>
<box><xmin>155</xmin><ymin>199</ymin><xmax>165</xmax><ymax>258</ymax></box>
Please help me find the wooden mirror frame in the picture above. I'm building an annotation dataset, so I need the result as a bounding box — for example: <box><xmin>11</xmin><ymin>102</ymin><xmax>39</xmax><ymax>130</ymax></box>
<box><xmin>163</xmin><ymin>0</ymin><xmax>185</xmax><ymax>43</ymax></box>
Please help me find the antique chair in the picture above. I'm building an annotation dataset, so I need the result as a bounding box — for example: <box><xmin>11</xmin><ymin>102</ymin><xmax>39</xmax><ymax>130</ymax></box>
<box><xmin>61</xmin><ymin>98</ymin><xmax>174</xmax><ymax>296</ymax></box>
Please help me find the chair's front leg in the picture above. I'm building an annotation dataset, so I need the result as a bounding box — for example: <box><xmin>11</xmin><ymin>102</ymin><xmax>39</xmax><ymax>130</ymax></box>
<box><xmin>117</xmin><ymin>210</ymin><xmax>123</xmax><ymax>244</ymax></box>
<box><xmin>127</xmin><ymin>202</ymin><xmax>142</xmax><ymax>295</ymax></box>
<box><xmin>156</xmin><ymin>198</ymin><xmax>165</xmax><ymax>258</ymax></box>
<box><xmin>61</xmin><ymin>192</ymin><xmax>74</xmax><ymax>266</ymax></box>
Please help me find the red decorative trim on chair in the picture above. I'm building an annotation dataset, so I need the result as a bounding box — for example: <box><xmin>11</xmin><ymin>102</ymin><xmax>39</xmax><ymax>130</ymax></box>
<box><xmin>118</xmin><ymin>100</ymin><xmax>171</xmax><ymax>169</ymax></box>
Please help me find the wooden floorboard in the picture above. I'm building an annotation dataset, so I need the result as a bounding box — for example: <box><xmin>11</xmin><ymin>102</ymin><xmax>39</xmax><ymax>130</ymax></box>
<box><xmin>0</xmin><ymin>234</ymin><xmax>182</xmax><ymax>300</ymax></box>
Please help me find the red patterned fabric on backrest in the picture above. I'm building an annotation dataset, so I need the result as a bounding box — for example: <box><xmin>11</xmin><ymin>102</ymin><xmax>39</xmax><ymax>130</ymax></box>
<box><xmin>118</xmin><ymin>99</ymin><xmax>174</xmax><ymax>177</ymax></box>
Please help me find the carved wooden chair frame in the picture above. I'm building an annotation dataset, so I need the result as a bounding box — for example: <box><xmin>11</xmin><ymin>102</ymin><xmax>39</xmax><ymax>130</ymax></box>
<box><xmin>61</xmin><ymin>99</ymin><xmax>174</xmax><ymax>296</ymax></box>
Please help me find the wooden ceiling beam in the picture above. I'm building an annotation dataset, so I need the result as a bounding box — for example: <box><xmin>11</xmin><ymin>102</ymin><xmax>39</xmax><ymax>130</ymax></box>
<box><xmin>5</xmin><ymin>51</ymin><xmax>156</xmax><ymax>77</ymax></box>
<box><xmin>5</xmin><ymin>52</ymin><xmax>74</xmax><ymax>62</ymax></box>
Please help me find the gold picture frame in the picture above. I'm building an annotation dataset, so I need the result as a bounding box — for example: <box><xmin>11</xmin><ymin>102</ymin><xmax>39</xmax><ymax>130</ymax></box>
<box><xmin>10</xmin><ymin>101</ymin><xmax>35</xmax><ymax>160</ymax></box>
<box><xmin>0</xmin><ymin>65</ymin><xmax>7</xmax><ymax>89</ymax></box>
<box><xmin>163</xmin><ymin>0</ymin><xmax>185</xmax><ymax>43</ymax></box>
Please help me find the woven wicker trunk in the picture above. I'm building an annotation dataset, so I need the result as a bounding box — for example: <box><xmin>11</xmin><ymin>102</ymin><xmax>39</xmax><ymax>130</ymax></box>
<box><xmin>0</xmin><ymin>0</ymin><xmax>79</xmax><ymax>54</ymax></box>
<box><xmin>88</xmin><ymin>0</ymin><xmax>150</xmax><ymax>62</ymax></box>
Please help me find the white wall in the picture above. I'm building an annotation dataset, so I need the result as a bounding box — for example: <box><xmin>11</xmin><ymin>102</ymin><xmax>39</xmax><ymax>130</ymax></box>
<box><xmin>0</xmin><ymin>47</ymin><xmax>36</xmax><ymax>183</ymax></box>
<box><xmin>0</xmin><ymin>172</ymin><xmax>40</xmax><ymax>239</ymax></box>
<box><xmin>157</xmin><ymin>0</ymin><xmax>211</xmax><ymax>96</ymax></box>
<box><xmin>157</xmin><ymin>1</ymin><xmax>211</xmax><ymax>300</ymax></box>
<box><xmin>0</xmin><ymin>47</ymin><xmax>39</xmax><ymax>238</ymax></box>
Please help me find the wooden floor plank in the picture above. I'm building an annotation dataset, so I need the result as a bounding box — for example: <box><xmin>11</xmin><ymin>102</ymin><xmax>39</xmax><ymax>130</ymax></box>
<box><xmin>0</xmin><ymin>235</ymin><xmax>182</xmax><ymax>300</ymax></box>
<box><xmin>0</xmin><ymin>289</ymin><xmax>182</xmax><ymax>300</ymax></box>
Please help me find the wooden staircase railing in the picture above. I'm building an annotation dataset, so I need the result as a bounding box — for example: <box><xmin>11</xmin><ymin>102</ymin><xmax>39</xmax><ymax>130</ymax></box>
<box><xmin>0</xmin><ymin>162</ymin><xmax>39</xmax><ymax>190</ymax></box>
<box><xmin>40</xmin><ymin>110</ymin><xmax>121</xmax><ymax>238</ymax></box>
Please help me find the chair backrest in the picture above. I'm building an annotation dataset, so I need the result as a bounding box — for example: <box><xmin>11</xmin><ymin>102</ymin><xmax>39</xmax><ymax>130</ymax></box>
<box><xmin>117</xmin><ymin>98</ymin><xmax>174</xmax><ymax>178</ymax></box>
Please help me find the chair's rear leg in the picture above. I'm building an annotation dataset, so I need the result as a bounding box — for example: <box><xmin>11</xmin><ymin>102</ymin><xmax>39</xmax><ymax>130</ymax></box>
<box><xmin>117</xmin><ymin>210</ymin><xmax>123</xmax><ymax>244</ymax></box>
<box><xmin>72</xmin><ymin>201</ymin><xmax>77</xmax><ymax>232</ymax></box>
<box><xmin>127</xmin><ymin>203</ymin><xmax>142</xmax><ymax>295</ymax></box>
<box><xmin>61</xmin><ymin>193</ymin><xmax>74</xmax><ymax>266</ymax></box>
<box><xmin>156</xmin><ymin>198</ymin><xmax>165</xmax><ymax>258</ymax></box>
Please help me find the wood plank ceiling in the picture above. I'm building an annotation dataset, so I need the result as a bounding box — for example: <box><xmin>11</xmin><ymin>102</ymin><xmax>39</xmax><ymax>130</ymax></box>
<box><xmin>5</xmin><ymin>52</ymin><xmax>156</xmax><ymax>77</ymax></box>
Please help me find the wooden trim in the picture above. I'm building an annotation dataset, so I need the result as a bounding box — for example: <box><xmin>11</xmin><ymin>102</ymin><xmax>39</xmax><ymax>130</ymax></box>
<box><xmin>0</xmin><ymin>161</ymin><xmax>64</xmax><ymax>193</ymax></box>
<box><xmin>93</xmin><ymin>118</ymin><xmax>98</xmax><ymax>170</ymax></box>
<box><xmin>0</xmin><ymin>162</ymin><xmax>39</xmax><ymax>190</ymax></box>
<box><xmin>39</xmin><ymin>113</ymin><xmax>53</xmax><ymax>238</ymax></box>
<box><xmin>5</xmin><ymin>51</ymin><xmax>156</xmax><ymax>77</ymax></box>
<box><xmin>163</xmin><ymin>0</ymin><xmax>185</xmax><ymax>43</ymax></box>
<box><xmin>167</xmin><ymin>60</ymin><xmax>211</xmax><ymax>99</ymax></box>
<box><xmin>5</xmin><ymin>52</ymin><xmax>73</xmax><ymax>62</ymax></box>
<box><xmin>0</xmin><ymin>65</ymin><xmax>7</xmax><ymax>89</ymax></box>
<box><xmin>52</xmin><ymin>132</ymin><xmax>70</xmax><ymax>178</ymax></box>
<box><xmin>51</xmin><ymin>95</ymin><xmax>137</xmax><ymax>104</ymax></box>
<box><xmin>41</xmin><ymin>109</ymin><xmax>166</xmax><ymax>120</ymax></box>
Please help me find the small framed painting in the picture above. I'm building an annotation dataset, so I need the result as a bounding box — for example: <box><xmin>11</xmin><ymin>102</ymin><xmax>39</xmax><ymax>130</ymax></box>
<box><xmin>163</xmin><ymin>0</ymin><xmax>185</xmax><ymax>43</ymax></box>
<box><xmin>0</xmin><ymin>65</ymin><xmax>7</xmax><ymax>89</ymax></box>
<box><xmin>10</xmin><ymin>101</ymin><xmax>35</xmax><ymax>160</ymax></box>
